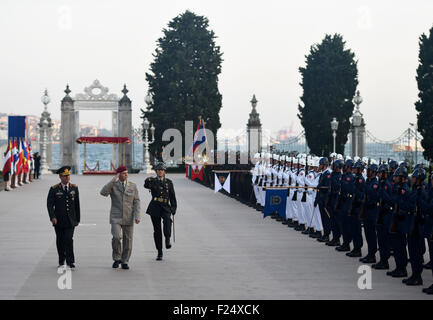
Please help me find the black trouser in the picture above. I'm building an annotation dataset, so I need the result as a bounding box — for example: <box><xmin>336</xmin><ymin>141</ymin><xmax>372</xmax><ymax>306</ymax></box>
<box><xmin>408</xmin><ymin>231</ymin><xmax>424</xmax><ymax>277</ymax></box>
<box><xmin>377</xmin><ymin>212</ymin><xmax>392</xmax><ymax>262</ymax></box>
<box><xmin>351</xmin><ymin>208</ymin><xmax>363</xmax><ymax>250</ymax></box>
<box><xmin>150</xmin><ymin>215</ymin><xmax>172</xmax><ymax>252</ymax></box>
<box><xmin>391</xmin><ymin>233</ymin><xmax>408</xmax><ymax>271</ymax></box>
<box><xmin>364</xmin><ymin>210</ymin><xmax>378</xmax><ymax>257</ymax></box>
<box><xmin>35</xmin><ymin>166</ymin><xmax>40</xmax><ymax>179</ymax></box>
<box><xmin>319</xmin><ymin>203</ymin><xmax>331</xmax><ymax>237</ymax></box>
<box><xmin>329</xmin><ymin>196</ymin><xmax>341</xmax><ymax>240</ymax></box>
<box><xmin>54</xmin><ymin>226</ymin><xmax>75</xmax><ymax>265</ymax></box>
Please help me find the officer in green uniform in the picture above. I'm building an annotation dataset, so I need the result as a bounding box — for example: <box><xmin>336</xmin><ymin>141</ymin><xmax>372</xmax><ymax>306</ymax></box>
<box><xmin>144</xmin><ymin>162</ymin><xmax>177</xmax><ymax>261</ymax></box>
<box><xmin>47</xmin><ymin>166</ymin><xmax>80</xmax><ymax>268</ymax></box>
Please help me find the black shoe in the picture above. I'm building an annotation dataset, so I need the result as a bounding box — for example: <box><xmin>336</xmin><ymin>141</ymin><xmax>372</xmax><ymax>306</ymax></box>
<box><xmin>423</xmin><ymin>261</ymin><xmax>432</xmax><ymax>270</ymax></box>
<box><xmin>317</xmin><ymin>235</ymin><xmax>329</xmax><ymax>243</ymax></box>
<box><xmin>310</xmin><ymin>231</ymin><xmax>322</xmax><ymax>239</ymax></box>
<box><xmin>288</xmin><ymin>221</ymin><xmax>296</xmax><ymax>228</ymax></box>
<box><xmin>156</xmin><ymin>252</ymin><xmax>163</xmax><ymax>261</ymax></box>
<box><xmin>301</xmin><ymin>227</ymin><xmax>312</xmax><ymax>235</ymax></box>
<box><xmin>67</xmin><ymin>263</ymin><xmax>75</xmax><ymax>269</ymax></box>
<box><xmin>295</xmin><ymin>224</ymin><xmax>306</xmax><ymax>231</ymax></box>
<box><xmin>346</xmin><ymin>249</ymin><xmax>362</xmax><ymax>258</ymax></box>
<box><xmin>121</xmin><ymin>263</ymin><xmax>129</xmax><ymax>270</ymax></box>
<box><xmin>282</xmin><ymin>220</ymin><xmax>289</xmax><ymax>225</ymax></box>
<box><xmin>422</xmin><ymin>284</ymin><xmax>433</xmax><ymax>294</ymax></box>
<box><xmin>166</xmin><ymin>240</ymin><xmax>172</xmax><ymax>249</ymax></box>
<box><xmin>336</xmin><ymin>244</ymin><xmax>350</xmax><ymax>252</ymax></box>
<box><xmin>112</xmin><ymin>260</ymin><xmax>121</xmax><ymax>268</ymax></box>
<box><xmin>58</xmin><ymin>261</ymin><xmax>65</xmax><ymax>268</ymax></box>
<box><xmin>326</xmin><ymin>239</ymin><xmax>341</xmax><ymax>247</ymax></box>
<box><xmin>405</xmin><ymin>275</ymin><xmax>423</xmax><ymax>286</ymax></box>
<box><xmin>387</xmin><ymin>269</ymin><xmax>407</xmax><ymax>278</ymax></box>
<box><xmin>360</xmin><ymin>255</ymin><xmax>376</xmax><ymax>264</ymax></box>
<box><xmin>372</xmin><ymin>261</ymin><xmax>389</xmax><ymax>270</ymax></box>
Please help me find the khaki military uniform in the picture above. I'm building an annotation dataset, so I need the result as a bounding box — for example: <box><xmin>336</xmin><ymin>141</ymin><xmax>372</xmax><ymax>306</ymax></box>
<box><xmin>100</xmin><ymin>180</ymin><xmax>141</xmax><ymax>263</ymax></box>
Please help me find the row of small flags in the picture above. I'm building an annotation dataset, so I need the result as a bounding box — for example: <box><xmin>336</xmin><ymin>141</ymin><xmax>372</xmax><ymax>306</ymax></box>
<box><xmin>2</xmin><ymin>138</ymin><xmax>33</xmax><ymax>177</ymax></box>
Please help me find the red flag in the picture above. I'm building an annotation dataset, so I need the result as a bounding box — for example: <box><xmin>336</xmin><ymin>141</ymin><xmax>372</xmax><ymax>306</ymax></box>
<box><xmin>2</xmin><ymin>140</ymin><xmax>12</xmax><ymax>176</ymax></box>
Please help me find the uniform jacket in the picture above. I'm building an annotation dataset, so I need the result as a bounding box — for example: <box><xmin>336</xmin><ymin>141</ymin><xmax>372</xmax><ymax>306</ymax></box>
<box><xmin>100</xmin><ymin>180</ymin><xmax>141</xmax><ymax>225</ymax></box>
<box><xmin>47</xmin><ymin>183</ymin><xmax>80</xmax><ymax>228</ymax></box>
<box><xmin>144</xmin><ymin>177</ymin><xmax>177</xmax><ymax>218</ymax></box>
<box><xmin>392</xmin><ymin>182</ymin><xmax>415</xmax><ymax>234</ymax></box>
<box><xmin>364</xmin><ymin>177</ymin><xmax>380</xmax><ymax>221</ymax></box>
<box><xmin>315</xmin><ymin>168</ymin><xmax>331</xmax><ymax>207</ymax></box>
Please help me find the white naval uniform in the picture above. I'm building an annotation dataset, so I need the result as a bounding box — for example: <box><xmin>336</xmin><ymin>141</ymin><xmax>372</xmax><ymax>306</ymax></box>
<box><xmin>304</xmin><ymin>170</ymin><xmax>317</xmax><ymax>229</ymax></box>
<box><xmin>288</xmin><ymin>168</ymin><xmax>298</xmax><ymax>222</ymax></box>
<box><xmin>296</xmin><ymin>169</ymin><xmax>307</xmax><ymax>225</ymax></box>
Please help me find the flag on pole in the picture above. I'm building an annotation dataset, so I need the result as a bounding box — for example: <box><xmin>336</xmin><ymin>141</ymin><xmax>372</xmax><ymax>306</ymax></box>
<box><xmin>12</xmin><ymin>139</ymin><xmax>19</xmax><ymax>174</ymax></box>
<box><xmin>2</xmin><ymin>140</ymin><xmax>12</xmax><ymax>176</ymax></box>
<box><xmin>214</xmin><ymin>172</ymin><xmax>230</xmax><ymax>193</ymax></box>
<box><xmin>264</xmin><ymin>188</ymin><xmax>288</xmax><ymax>219</ymax></box>
<box><xmin>22</xmin><ymin>140</ymin><xmax>29</xmax><ymax>173</ymax></box>
<box><xmin>187</xmin><ymin>119</ymin><xmax>207</xmax><ymax>157</ymax></box>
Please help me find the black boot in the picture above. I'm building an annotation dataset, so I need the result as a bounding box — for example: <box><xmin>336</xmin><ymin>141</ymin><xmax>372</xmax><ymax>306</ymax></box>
<box><xmin>156</xmin><ymin>251</ymin><xmax>163</xmax><ymax>261</ymax></box>
<box><xmin>423</xmin><ymin>261</ymin><xmax>432</xmax><ymax>270</ymax></box>
<box><xmin>336</xmin><ymin>243</ymin><xmax>351</xmax><ymax>252</ymax></box>
<box><xmin>422</xmin><ymin>284</ymin><xmax>433</xmax><ymax>294</ymax></box>
<box><xmin>302</xmin><ymin>227</ymin><xmax>312</xmax><ymax>235</ymax></box>
<box><xmin>326</xmin><ymin>238</ymin><xmax>341</xmax><ymax>247</ymax></box>
<box><xmin>317</xmin><ymin>235</ymin><xmax>329</xmax><ymax>243</ymax></box>
<box><xmin>310</xmin><ymin>231</ymin><xmax>322</xmax><ymax>239</ymax></box>
<box><xmin>386</xmin><ymin>268</ymin><xmax>407</xmax><ymax>278</ymax></box>
<box><xmin>359</xmin><ymin>255</ymin><xmax>376</xmax><ymax>264</ymax></box>
<box><xmin>166</xmin><ymin>239</ymin><xmax>172</xmax><ymax>249</ymax></box>
<box><xmin>372</xmin><ymin>260</ymin><xmax>389</xmax><ymax>270</ymax></box>
<box><xmin>404</xmin><ymin>275</ymin><xmax>423</xmax><ymax>286</ymax></box>
<box><xmin>295</xmin><ymin>224</ymin><xmax>306</xmax><ymax>232</ymax></box>
<box><xmin>346</xmin><ymin>248</ymin><xmax>362</xmax><ymax>258</ymax></box>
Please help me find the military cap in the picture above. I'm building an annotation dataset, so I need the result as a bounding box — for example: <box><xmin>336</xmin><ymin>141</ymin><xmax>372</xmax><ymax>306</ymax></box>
<box><xmin>57</xmin><ymin>166</ymin><xmax>71</xmax><ymax>176</ymax></box>
<box><xmin>116</xmin><ymin>165</ymin><xmax>127</xmax><ymax>173</ymax></box>
<box><xmin>154</xmin><ymin>162</ymin><xmax>167</xmax><ymax>171</ymax></box>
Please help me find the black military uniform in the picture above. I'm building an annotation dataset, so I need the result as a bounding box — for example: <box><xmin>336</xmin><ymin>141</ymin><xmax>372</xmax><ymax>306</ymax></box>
<box><xmin>47</xmin><ymin>166</ymin><xmax>80</xmax><ymax>267</ymax></box>
<box><xmin>144</xmin><ymin>163</ymin><xmax>177</xmax><ymax>260</ymax></box>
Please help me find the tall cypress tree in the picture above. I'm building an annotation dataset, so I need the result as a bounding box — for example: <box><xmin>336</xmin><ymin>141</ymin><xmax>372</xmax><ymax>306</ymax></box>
<box><xmin>143</xmin><ymin>10</ymin><xmax>223</xmax><ymax>158</ymax></box>
<box><xmin>298</xmin><ymin>34</ymin><xmax>358</xmax><ymax>156</ymax></box>
<box><xmin>415</xmin><ymin>26</ymin><xmax>433</xmax><ymax>162</ymax></box>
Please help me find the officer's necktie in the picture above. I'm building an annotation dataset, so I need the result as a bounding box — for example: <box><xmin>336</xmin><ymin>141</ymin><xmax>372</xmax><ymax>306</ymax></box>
<box><xmin>64</xmin><ymin>185</ymin><xmax>68</xmax><ymax>193</ymax></box>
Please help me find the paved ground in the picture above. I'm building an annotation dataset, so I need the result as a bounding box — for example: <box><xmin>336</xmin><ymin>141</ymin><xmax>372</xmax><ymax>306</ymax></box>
<box><xmin>0</xmin><ymin>173</ymin><xmax>431</xmax><ymax>300</ymax></box>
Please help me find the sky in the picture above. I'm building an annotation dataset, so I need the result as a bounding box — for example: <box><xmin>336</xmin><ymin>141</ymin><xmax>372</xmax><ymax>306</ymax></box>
<box><xmin>1</xmin><ymin>0</ymin><xmax>432</xmax><ymax>141</ymax></box>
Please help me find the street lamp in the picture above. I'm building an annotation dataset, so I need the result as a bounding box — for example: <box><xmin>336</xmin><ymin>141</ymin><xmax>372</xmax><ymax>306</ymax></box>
<box><xmin>352</xmin><ymin>91</ymin><xmax>363</xmax><ymax>157</ymax></box>
<box><xmin>409</xmin><ymin>122</ymin><xmax>417</xmax><ymax>164</ymax></box>
<box><xmin>142</xmin><ymin>117</ymin><xmax>155</xmax><ymax>173</ymax></box>
<box><xmin>39</xmin><ymin>89</ymin><xmax>51</xmax><ymax>174</ymax></box>
<box><xmin>331</xmin><ymin>117</ymin><xmax>339</xmax><ymax>154</ymax></box>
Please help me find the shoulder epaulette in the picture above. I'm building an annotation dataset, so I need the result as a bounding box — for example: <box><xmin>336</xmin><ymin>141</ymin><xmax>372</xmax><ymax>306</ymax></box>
<box><xmin>51</xmin><ymin>184</ymin><xmax>60</xmax><ymax>189</ymax></box>
<box><xmin>70</xmin><ymin>183</ymin><xmax>77</xmax><ymax>188</ymax></box>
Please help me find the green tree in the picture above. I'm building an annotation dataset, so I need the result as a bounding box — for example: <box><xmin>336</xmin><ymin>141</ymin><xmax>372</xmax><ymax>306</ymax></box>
<box><xmin>415</xmin><ymin>26</ymin><xmax>433</xmax><ymax>162</ymax></box>
<box><xmin>298</xmin><ymin>34</ymin><xmax>358</xmax><ymax>156</ymax></box>
<box><xmin>143</xmin><ymin>10</ymin><xmax>223</xmax><ymax>158</ymax></box>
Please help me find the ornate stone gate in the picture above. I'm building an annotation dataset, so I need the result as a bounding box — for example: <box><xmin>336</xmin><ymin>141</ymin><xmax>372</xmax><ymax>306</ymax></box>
<box><xmin>60</xmin><ymin>80</ymin><xmax>132</xmax><ymax>173</ymax></box>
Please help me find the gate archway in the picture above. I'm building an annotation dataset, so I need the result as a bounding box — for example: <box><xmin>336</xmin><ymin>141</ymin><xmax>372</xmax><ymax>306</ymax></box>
<box><xmin>60</xmin><ymin>80</ymin><xmax>133</xmax><ymax>173</ymax></box>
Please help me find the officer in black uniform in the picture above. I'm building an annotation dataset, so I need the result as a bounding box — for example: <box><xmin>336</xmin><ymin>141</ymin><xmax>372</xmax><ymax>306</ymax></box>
<box><xmin>47</xmin><ymin>166</ymin><xmax>80</xmax><ymax>268</ymax></box>
<box><xmin>144</xmin><ymin>162</ymin><xmax>177</xmax><ymax>261</ymax></box>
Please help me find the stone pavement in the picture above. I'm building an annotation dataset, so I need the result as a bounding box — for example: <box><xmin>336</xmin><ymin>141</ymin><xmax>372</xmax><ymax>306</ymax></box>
<box><xmin>0</xmin><ymin>173</ymin><xmax>431</xmax><ymax>300</ymax></box>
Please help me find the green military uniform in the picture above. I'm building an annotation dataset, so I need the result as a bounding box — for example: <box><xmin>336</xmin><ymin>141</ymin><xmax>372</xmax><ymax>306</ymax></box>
<box><xmin>47</xmin><ymin>166</ymin><xmax>80</xmax><ymax>266</ymax></box>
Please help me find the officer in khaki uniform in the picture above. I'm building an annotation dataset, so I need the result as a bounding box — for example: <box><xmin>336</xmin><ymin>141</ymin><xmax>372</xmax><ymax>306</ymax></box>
<box><xmin>100</xmin><ymin>166</ymin><xmax>141</xmax><ymax>270</ymax></box>
<box><xmin>144</xmin><ymin>162</ymin><xmax>177</xmax><ymax>261</ymax></box>
<box><xmin>47</xmin><ymin>166</ymin><xmax>80</xmax><ymax>269</ymax></box>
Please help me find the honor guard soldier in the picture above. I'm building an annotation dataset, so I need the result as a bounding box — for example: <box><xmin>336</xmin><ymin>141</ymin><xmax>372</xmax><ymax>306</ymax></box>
<box><xmin>360</xmin><ymin>162</ymin><xmax>380</xmax><ymax>264</ymax></box>
<box><xmin>423</xmin><ymin>170</ymin><xmax>433</xmax><ymax>294</ymax></box>
<box><xmin>345</xmin><ymin>160</ymin><xmax>365</xmax><ymax>258</ymax></box>
<box><xmin>144</xmin><ymin>162</ymin><xmax>177</xmax><ymax>261</ymax></box>
<box><xmin>335</xmin><ymin>159</ymin><xmax>355</xmax><ymax>253</ymax></box>
<box><xmin>315</xmin><ymin>157</ymin><xmax>332</xmax><ymax>243</ymax></box>
<box><xmin>326</xmin><ymin>159</ymin><xmax>343</xmax><ymax>246</ymax></box>
<box><xmin>47</xmin><ymin>166</ymin><xmax>80</xmax><ymax>269</ymax></box>
<box><xmin>403</xmin><ymin>167</ymin><xmax>428</xmax><ymax>286</ymax></box>
<box><xmin>373</xmin><ymin>163</ymin><xmax>394</xmax><ymax>270</ymax></box>
<box><xmin>387</xmin><ymin>166</ymin><xmax>413</xmax><ymax>278</ymax></box>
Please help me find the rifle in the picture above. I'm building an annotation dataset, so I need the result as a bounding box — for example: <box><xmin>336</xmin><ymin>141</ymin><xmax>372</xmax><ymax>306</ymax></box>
<box><xmin>409</xmin><ymin>185</ymin><xmax>422</xmax><ymax>236</ymax></box>
<box><xmin>301</xmin><ymin>156</ymin><xmax>309</xmax><ymax>202</ymax></box>
<box><xmin>376</xmin><ymin>175</ymin><xmax>387</xmax><ymax>226</ymax></box>
<box><xmin>292</xmin><ymin>160</ymin><xmax>300</xmax><ymax>201</ymax></box>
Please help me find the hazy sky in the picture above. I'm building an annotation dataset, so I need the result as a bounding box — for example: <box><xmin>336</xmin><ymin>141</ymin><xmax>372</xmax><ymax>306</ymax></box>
<box><xmin>1</xmin><ymin>0</ymin><xmax>432</xmax><ymax>141</ymax></box>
